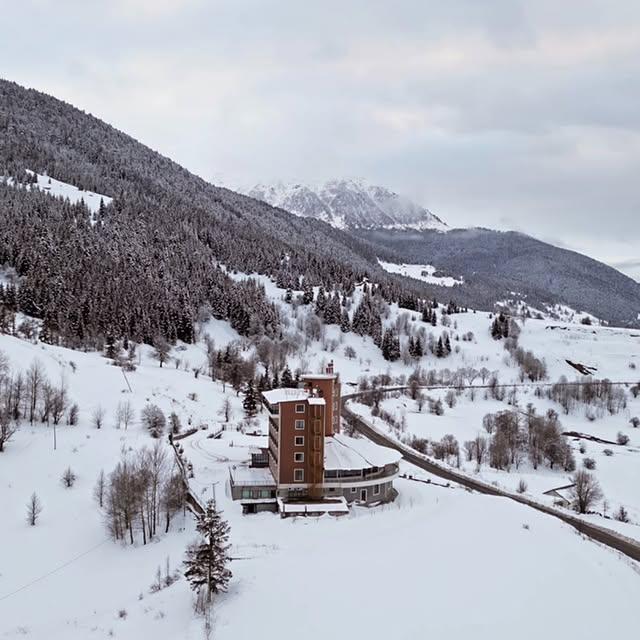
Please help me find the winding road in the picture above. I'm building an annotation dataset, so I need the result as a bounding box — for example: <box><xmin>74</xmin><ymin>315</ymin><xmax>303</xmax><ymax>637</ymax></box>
<box><xmin>342</xmin><ymin>389</ymin><xmax>640</xmax><ymax>564</ymax></box>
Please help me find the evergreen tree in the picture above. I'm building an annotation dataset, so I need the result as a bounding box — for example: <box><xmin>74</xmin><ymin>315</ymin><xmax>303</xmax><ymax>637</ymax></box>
<box><xmin>105</xmin><ymin>335</ymin><xmax>118</xmax><ymax>360</ymax></box>
<box><xmin>436</xmin><ymin>336</ymin><xmax>445</xmax><ymax>358</ymax></box>
<box><xmin>243</xmin><ymin>380</ymin><xmax>258</xmax><ymax>418</ymax></box>
<box><xmin>339</xmin><ymin>308</ymin><xmax>351</xmax><ymax>333</ymax></box>
<box><xmin>284</xmin><ymin>288</ymin><xmax>292</xmax><ymax>303</ymax></box>
<box><xmin>183</xmin><ymin>500</ymin><xmax>232</xmax><ymax>604</ymax></box>
<box><xmin>301</xmin><ymin>279</ymin><xmax>314</xmax><ymax>305</ymax></box>
<box><xmin>281</xmin><ymin>365</ymin><xmax>294</xmax><ymax>388</ymax></box>
<box><xmin>382</xmin><ymin>329</ymin><xmax>401</xmax><ymax>362</ymax></box>
<box><xmin>314</xmin><ymin>287</ymin><xmax>327</xmax><ymax>317</ymax></box>
<box><xmin>444</xmin><ymin>333</ymin><xmax>452</xmax><ymax>354</ymax></box>
<box><xmin>257</xmin><ymin>373</ymin><xmax>270</xmax><ymax>394</ymax></box>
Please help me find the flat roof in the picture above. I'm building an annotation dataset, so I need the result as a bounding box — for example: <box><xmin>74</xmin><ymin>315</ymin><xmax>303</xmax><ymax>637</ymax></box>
<box><xmin>262</xmin><ymin>387</ymin><xmax>326</xmax><ymax>406</ymax></box>
<box><xmin>229</xmin><ymin>466</ymin><xmax>275</xmax><ymax>486</ymax></box>
<box><xmin>324</xmin><ymin>433</ymin><xmax>402</xmax><ymax>471</ymax></box>
<box><xmin>301</xmin><ymin>373</ymin><xmax>338</xmax><ymax>380</ymax></box>
<box><xmin>277</xmin><ymin>496</ymin><xmax>349</xmax><ymax>514</ymax></box>
<box><xmin>262</xmin><ymin>388</ymin><xmax>310</xmax><ymax>404</ymax></box>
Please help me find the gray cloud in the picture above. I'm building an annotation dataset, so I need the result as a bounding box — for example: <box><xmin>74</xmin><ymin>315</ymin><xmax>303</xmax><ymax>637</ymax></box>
<box><xmin>1</xmin><ymin>1</ymin><xmax>638</xmax><ymax>277</ymax></box>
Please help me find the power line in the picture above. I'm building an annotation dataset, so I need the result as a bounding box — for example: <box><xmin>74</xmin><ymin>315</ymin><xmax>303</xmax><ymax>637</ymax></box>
<box><xmin>0</xmin><ymin>538</ymin><xmax>110</xmax><ymax>603</ymax></box>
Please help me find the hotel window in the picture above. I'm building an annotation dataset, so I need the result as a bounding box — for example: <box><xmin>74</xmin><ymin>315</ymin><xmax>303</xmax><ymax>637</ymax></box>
<box><xmin>294</xmin><ymin>468</ymin><xmax>304</xmax><ymax>482</ymax></box>
<box><xmin>294</xmin><ymin>452</ymin><xmax>304</xmax><ymax>463</ymax></box>
<box><xmin>373</xmin><ymin>484</ymin><xmax>380</xmax><ymax>496</ymax></box>
<box><xmin>295</xmin><ymin>404</ymin><xmax>305</xmax><ymax>413</ymax></box>
<box><xmin>295</xmin><ymin>436</ymin><xmax>304</xmax><ymax>446</ymax></box>
<box><xmin>295</xmin><ymin>419</ymin><xmax>305</xmax><ymax>430</ymax></box>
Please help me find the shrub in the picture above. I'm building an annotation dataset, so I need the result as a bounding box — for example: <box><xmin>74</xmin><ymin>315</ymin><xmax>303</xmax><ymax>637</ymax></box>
<box><xmin>517</xmin><ymin>479</ymin><xmax>528</xmax><ymax>494</ymax></box>
<box><xmin>603</xmin><ymin>448</ymin><xmax>614</xmax><ymax>457</ymax></box>
<box><xmin>615</xmin><ymin>505</ymin><xmax>629</xmax><ymax>523</ymax></box>
<box><xmin>630</xmin><ymin>417</ymin><xmax>640</xmax><ymax>428</ymax></box>
<box><xmin>583</xmin><ymin>457</ymin><xmax>596</xmax><ymax>470</ymax></box>
<box><xmin>617</xmin><ymin>432</ymin><xmax>630</xmax><ymax>446</ymax></box>
<box><xmin>61</xmin><ymin>467</ymin><xmax>77</xmax><ymax>488</ymax></box>
<box><xmin>578</xmin><ymin>442</ymin><xmax>587</xmax><ymax>454</ymax></box>
<box><xmin>141</xmin><ymin>404</ymin><xmax>166</xmax><ymax>438</ymax></box>
<box><xmin>169</xmin><ymin>412</ymin><xmax>182</xmax><ymax>435</ymax></box>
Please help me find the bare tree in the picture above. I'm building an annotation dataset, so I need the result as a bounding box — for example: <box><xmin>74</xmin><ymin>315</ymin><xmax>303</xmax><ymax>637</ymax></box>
<box><xmin>153</xmin><ymin>337</ymin><xmax>171</xmax><ymax>368</ymax></box>
<box><xmin>120</xmin><ymin>400</ymin><xmax>134</xmax><ymax>430</ymax></box>
<box><xmin>92</xmin><ymin>405</ymin><xmax>106</xmax><ymax>429</ymax></box>
<box><xmin>50</xmin><ymin>385</ymin><xmax>67</xmax><ymax>425</ymax></box>
<box><xmin>115</xmin><ymin>400</ymin><xmax>134</xmax><ymax>429</ymax></box>
<box><xmin>463</xmin><ymin>440</ymin><xmax>475</xmax><ymax>462</ymax></box>
<box><xmin>26</xmin><ymin>360</ymin><xmax>45</xmax><ymax>424</ymax></box>
<box><xmin>474</xmin><ymin>434</ymin><xmax>488</xmax><ymax>469</ymax></box>
<box><xmin>26</xmin><ymin>492</ymin><xmax>43</xmax><ymax>526</ymax></box>
<box><xmin>570</xmin><ymin>470</ymin><xmax>603</xmax><ymax>514</ymax></box>
<box><xmin>67</xmin><ymin>403</ymin><xmax>79</xmax><ymax>425</ymax></box>
<box><xmin>94</xmin><ymin>469</ymin><xmax>106</xmax><ymax>508</ymax></box>
<box><xmin>219</xmin><ymin>397</ymin><xmax>232</xmax><ymax>423</ymax></box>
<box><xmin>0</xmin><ymin>410</ymin><xmax>18</xmax><ymax>452</ymax></box>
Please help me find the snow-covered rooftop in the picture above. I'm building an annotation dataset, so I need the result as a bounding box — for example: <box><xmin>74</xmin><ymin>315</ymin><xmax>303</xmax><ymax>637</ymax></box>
<box><xmin>229</xmin><ymin>466</ymin><xmax>275</xmax><ymax>486</ymax></box>
<box><xmin>302</xmin><ymin>373</ymin><xmax>338</xmax><ymax>380</ymax></box>
<box><xmin>324</xmin><ymin>433</ymin><xmax>402</xmax><ymax>471</ymax></box>
<box><xmin>277</xmin><ymin>496</ymin><xmax>349</xmax><ymax>514</ymax></box>
<box><xmin>262</xmin><ymin>388</ymin><xmax>311</xmax><ymax>404</ymax></box>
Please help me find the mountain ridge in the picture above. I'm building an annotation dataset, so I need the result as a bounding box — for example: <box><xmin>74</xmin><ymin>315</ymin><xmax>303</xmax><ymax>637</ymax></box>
<box><xmin>247</xmin><ymin>178</ymin><xmax>447</xmax><ymax>231</ymax></box>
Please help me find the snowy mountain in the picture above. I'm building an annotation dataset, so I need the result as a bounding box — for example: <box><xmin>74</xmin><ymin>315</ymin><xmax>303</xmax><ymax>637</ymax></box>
<box><xmin>247</xmin><ymin>179</ymin><xmax>447</xmax><ymax>231</ymax></box>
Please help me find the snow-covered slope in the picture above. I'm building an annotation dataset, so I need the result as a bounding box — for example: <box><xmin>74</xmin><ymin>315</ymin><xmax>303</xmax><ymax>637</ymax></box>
<box><xmin>247</xmin><ymin>179</ymin><xmax>447</xmax><ymax>231</ymax></box>
<box><xmin>379</xmin><ymin>260</ymin><xmax>463</xmax><ymax>287</ymax></box>
<box><xmin>2</xmin><ymin>170</ymin><xmax>113</xmax><ymax>217</ymax></box>
<box><xmin>2</xmin><ymin>330</ymin><xmax>640</xmax><ymax>640</ymax></box>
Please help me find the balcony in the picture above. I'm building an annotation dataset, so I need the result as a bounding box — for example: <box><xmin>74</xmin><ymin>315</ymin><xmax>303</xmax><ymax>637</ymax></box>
<box><xmin>268</xmin><ymin>413</ymin><xmax>280</xmax><ymax>431</ymax></box>
<box><xmin>323</xmin><ymin>462</ymin><xmax>399</xmax><ymax>485</ymax></box>
<box><xmin>264</xmin><ymin>400</ymin><xmax>280</xmax><ymax>416</ymax></box>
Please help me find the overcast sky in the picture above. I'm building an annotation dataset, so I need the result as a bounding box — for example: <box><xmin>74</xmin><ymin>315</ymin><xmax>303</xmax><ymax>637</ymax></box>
<box><xmin>1</xmin><ymin>1</ymin><xmax>639</xmax><ymax>279</ymax></box>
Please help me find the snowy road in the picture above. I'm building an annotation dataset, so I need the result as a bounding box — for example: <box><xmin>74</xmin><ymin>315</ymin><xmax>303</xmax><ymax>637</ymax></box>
<box><xmin>343</xmin><ymin>394</ymin><xmax>640</xmax><ymax>564</ymax></box>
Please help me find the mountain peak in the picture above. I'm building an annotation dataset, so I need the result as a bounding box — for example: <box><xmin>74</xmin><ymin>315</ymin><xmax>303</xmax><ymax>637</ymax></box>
<box><xmin>247</xmin><ymin>179</ymin><xmax>447</xmax><ymax>231</ymax></box>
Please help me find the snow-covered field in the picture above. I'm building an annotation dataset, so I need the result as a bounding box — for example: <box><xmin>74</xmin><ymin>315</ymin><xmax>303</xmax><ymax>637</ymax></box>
<box><xmin>379</xmin><ymin>260</ymin><xmax>463</xmax><ymax>287</ymax></box>
<box><xmin>2</xmin><ymin>275</ymin><xmax>640</xmax><ymax>638</ymax></box>
<box><xmin>350</xmin><ymin>388</ymin><xmax>640</xmax><ymax>527</ymax></box>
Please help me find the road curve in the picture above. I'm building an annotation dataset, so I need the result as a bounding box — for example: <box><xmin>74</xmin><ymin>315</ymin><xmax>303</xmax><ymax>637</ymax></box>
<box><xmin>342</xmin><ymin>391</ymin><xmax>640</xmax><ymax>564</ymax></box>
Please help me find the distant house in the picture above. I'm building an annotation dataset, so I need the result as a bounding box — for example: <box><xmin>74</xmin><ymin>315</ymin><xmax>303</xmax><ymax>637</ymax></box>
<box><xmin>229</xmin><ymin>362</ymin><xmax>400</xmax><ymax>516</ymax></box>
<box><xmin>543</xmin><ymin>483</ymin><xmax>575</xmax><ymax>507</ymax></box>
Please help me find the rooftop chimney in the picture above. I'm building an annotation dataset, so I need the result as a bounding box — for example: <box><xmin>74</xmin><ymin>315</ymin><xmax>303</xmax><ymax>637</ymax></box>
<box><xmin>326</xmin><ymin>360</ymin><xmax>334</xmax><ymax>375</ymax></box>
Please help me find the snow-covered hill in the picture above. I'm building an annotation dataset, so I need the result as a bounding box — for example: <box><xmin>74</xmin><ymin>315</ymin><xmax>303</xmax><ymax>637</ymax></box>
<box><xmin>247</xmin><ymin>179</ymin><xmax>447</xmax><ymax>231</ymax></box>
<box><xmin>2</xmin><ymin>270</ymin><xmax>640</xmax><ymax>639</ymax></box>
<box><xmin>1</xmin><ymin>325</ymin><xmax>640</xmax><ymax>640</ymax></box>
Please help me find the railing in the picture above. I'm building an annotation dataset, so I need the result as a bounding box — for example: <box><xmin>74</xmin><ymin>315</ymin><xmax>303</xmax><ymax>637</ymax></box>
<box><xmin>323</xmin><ymin>463</ymin><xmax>399</xmax><ymax>484</ymax></box>
<box><xmin>229</xmin><ymin>476</ymin><xmax>277</xmax><ymax>488</ymax></box>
